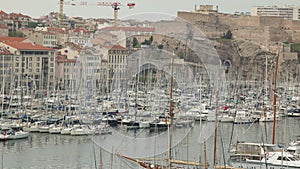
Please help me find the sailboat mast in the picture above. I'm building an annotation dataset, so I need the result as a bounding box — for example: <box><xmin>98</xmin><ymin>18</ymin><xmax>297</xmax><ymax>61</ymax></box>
<box><xmin>213</xmin><ymin>90</ymin><xmax>219</xmax><ymax>167</ymax></box>
<box><xmin>272</xmin><ymin>47</ymin><xmax>280</xmax><ymax>144</ymax></box>
<box><xmin>168</xmin><ymin>57</ymin><xmax>175</xmax><ymax>168</ymax></box>
<box><xmin>204</xmin><ymin>141</ymin><xmax>207</xmax><ymax>169</ymax></box>
<box><xmin>1</xmin><ymin>55</ymin><xmax>4</xmax><ymax>116</ymax></box>
<box><xmin>265</xmin><ymin>55</ymin><xmax>268</xmax><ymax>102</ymax></box>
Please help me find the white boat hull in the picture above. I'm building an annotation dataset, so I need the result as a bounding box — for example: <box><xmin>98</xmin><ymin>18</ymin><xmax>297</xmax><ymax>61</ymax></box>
<box><xmin>49</xmin><ymin>127</ymin><xmax>62</xmax><ymax>134</ymax></box>
<box><xmin>0</xmin><ymin>131</ymin><xmax>29</xmax><ymax>140</ymax></box>
<box><xmin>60</xmin><ymin>127</ymin><xmax>72</xmax><ymax>135</ymax></box>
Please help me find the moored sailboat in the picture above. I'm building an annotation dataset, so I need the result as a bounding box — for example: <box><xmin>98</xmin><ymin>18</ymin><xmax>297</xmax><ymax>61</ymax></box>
<box><xmin>229</xmin><ymin>142</ymin><xmax>300</xmax><ymax>169</ymax></box>
<box><xmin>0</xmin><ymin>127</ymin><xmax>29</xmax><ymax>140</ymax></box>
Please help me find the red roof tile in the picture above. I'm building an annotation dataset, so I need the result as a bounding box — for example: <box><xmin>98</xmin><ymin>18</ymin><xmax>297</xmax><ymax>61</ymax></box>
<box><xmin>73</xmin><ymin>28</ymin><xmax>87</xmax><ymax>33</ymax></box>
<box><xmin>2</xmin><ymin>41</ymin><xmax>54</xmax><ymax>51</ymax></box>
<box><xmin>0</xmin><ymin>11</ymin><xmax>8</xmax><ymax>16</ymax></box>
<box><xmin>110</xmin><ymin>45</ymin><xmax>128</xmax><ymax>50</ymax></box>
<box><xmin>9</xmin><ymin>13</ymin><xmax>31</xmax><ymax>19</ymax></box>
<box><xmin>0</xmin><ymin>37</ymin><xmax>27</xmax><ymax>42</ymax></box>
<box><xmin>0</xmin><ymin>24</ymin><xmax>7</xmax><ymax>29</ymax></box>
<box><xmin>36</xmin><ymin>31</ymin><xmax>56</xmax><ymax>35</ymax></box>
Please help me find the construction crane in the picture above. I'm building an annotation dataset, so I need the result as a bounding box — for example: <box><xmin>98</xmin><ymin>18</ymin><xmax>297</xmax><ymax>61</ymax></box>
<box><xmin>59</xmin><ymin>1</ymin><xmax>135</xmax><ymax>28</ymax></box>
<box><xmin>59</xmin><ymin>0</ymin><xmax>64</xmax><ymax>28</ymax></box>
<box><xmin>97</xmin><ymin>2</ymin><xmax>135</xmax><ymax>28</ymax></box>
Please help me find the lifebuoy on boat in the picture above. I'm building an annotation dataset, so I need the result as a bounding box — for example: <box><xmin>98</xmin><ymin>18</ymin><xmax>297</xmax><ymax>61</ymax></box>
<box><xmin>265</xmin><ymin>151</ymin><xmax>269</xmax><ymax>157</ymax></box>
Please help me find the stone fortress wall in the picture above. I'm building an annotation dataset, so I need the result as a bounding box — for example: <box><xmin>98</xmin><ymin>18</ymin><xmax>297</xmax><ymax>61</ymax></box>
<box><xmin>177</xmin><ymin>11</ymin><xmax>300</xmax><ymax>82</ymax></box>
<box><xmin>177</xmin><ymin>11</ymin><xmax>300</xmax><ymax>46</ymax></box>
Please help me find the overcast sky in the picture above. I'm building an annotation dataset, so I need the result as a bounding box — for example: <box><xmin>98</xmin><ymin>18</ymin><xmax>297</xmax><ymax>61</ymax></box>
<box><xmin>1</xmin><ymin>0</ymin><xmax>299</xmax><ymax>20</ymax></box>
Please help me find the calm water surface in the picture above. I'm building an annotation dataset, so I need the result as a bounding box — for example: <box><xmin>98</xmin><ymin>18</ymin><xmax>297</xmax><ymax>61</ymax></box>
<box><xmin>0</xmin><ymin>117</ymin><xmax>299</xmax><ymax>169</ymax></box>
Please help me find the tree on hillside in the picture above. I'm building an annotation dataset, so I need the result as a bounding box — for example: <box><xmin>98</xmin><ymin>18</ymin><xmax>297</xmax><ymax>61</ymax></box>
<box><xmin>222</xmin><ymin>30</ymin><xmax>232</xmax><ymax>39</ymax></box>
<box><xmin>158</xmin><ymin>44</ymin><xmax>163</xmax><ymax>49</ymax></box>
<box><xmin>141</xmin><ymin>36</ymin><xmax>153</xmax><ymax>45</ymax></box>
<box><xmin>8</xmin><ymin>31</ymin><xmax>25</xmax><ymax>37</ymax></box>
<box><xmin>132</xmin><ymin>37</ymin><xmax>140</xmax><ymax>48</ymax></box>
<box><xmin>149</xmin><ymin>36</ymin><xmax>153</xmax><ymax>44</ymax></box>
<box><xmin>27</xmin><ymin>21</ymin><xmax>45</xmax><ymax>28</ymax></box>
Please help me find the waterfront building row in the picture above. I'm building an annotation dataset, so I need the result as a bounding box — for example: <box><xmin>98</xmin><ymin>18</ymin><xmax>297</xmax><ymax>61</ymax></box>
<box><xmin>0</xmin><ymin>36</ymin><xmax>130</xmax><ymax>95</ymax></box>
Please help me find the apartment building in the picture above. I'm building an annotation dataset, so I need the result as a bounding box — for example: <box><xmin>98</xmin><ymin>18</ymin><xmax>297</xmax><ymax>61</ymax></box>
<box><xmin>55</xmin><ymin>42</ymin><xmax>81</xmax><ymax>91</ymax></box>
<box><xmin>25</xmin><ymin>30</ymin><xmax>58</xmax><ymax>48</ymax></box>
<box><xmin>251</xmin><ymin>6</ymin><xmax>300</xmax><ymax>20</ymax></box>
<box><xmin>0</xmin><ymin>11</ymin><xmax>31</xmax><ymax>31</ymax></box>
<box><xmin>79</xmin><ymin>48</ymin><xmax>102</xmax><ymax>95</ymax></box>
<box><xmin>56</xmin><ymin>54</ymin><xmax>77</xmax><ymax>91</ymax></box>
<box><xmin>293</xmin><ymin>7</ymin><xmax>300</xmax><ymax>20</ymax></box>
<box><xmin>0</xmin><ymin>47</ymin><xmax>13</xmax><ymax>94</ymax></box>
<box><xmin>47</xmin><ymin>27</ymin><xmax>69</xmax><ymax>46</ymax></box>
<box><xmin>0</xmin><ymin>24</ymin><xmax>8</xmax><ymax>36</ymax></box>
<box><xmin>107</xmin><ymin>45</ymin><xmax>129</xmax><ymax>90</ymax></box>
<box><xmin>0</xmin><ymin>38</ymin><xmax>56</xmax><ymax>97</ymax></box>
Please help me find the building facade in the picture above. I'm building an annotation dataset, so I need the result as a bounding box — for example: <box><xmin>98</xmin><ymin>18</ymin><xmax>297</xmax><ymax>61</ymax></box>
<box><xmin>25</xmin><ymin>31</ymin><xmax>58</xmax><ymax>48</ymax></box>
<box><xmin>293</xmin><ymin>7</ymin><xmax>300</xmax><ymax>20</ymax></box>
<box><xmin>251</xmin><ymin>6</ymin><xmax>300</xmax><ymax>20</ymax></box>
<box><xmin>0</xmin><ymin>39</ymin><xmax>56</xmax><ymax>97</ymax></box>
<box><xmin>107</xmin><ymin>45</ymin><xmax>129</xmax><ymax>91</ymax></box>
<box><xmin>0</xmin><ymin>47</ymin><xmax>13</xmax><ymax>94</ymax></box>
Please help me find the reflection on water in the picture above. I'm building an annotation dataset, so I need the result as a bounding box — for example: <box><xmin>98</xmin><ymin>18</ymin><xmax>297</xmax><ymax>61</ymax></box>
<box><xmin>0</xmin><ymin>117</ymin><xmax>299</xmax><ymax>169</ymax></box>
<box><xmin>1</xmin><ymin>133</ymin><xmax>94</xmax><ymax>169</ymax></box>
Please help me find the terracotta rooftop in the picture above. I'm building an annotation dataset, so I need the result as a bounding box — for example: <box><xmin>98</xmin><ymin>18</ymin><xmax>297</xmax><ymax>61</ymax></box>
<box><xmin>0</xmin><ymin>11</ymin><xmax>8</xmax><ymax>16</ymax></box>
<box><xmin>2</xmin><ymin>41</ymin><xmax>54</xmax><ymax>51</ymax></box>
<box><xmin>110</xmin><ymin>45</ymin><xmax>128</xmax><ymax>50</ymax></box>
<box><xmin>36</xmin><ymin>31</ymin><xmax>57</xmax><ymax>35</ymax></box>
<box><xmin>0</xmin><ymin>24</ymin><xmax>7</xmax><ymax>29</ymax></box>
<box><xmin>0</xmin><ymin>37</ymin><xmax>27</xmax><ymax>42</ymax></box>
<box><xmin>10</xmin><ymin>13</ymin><xmax>31</xmax><ymax>19</ymax></box>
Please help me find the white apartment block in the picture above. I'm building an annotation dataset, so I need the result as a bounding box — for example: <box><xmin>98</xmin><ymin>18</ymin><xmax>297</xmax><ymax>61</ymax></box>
<box><xmin>293</xmin><ymin>7</ymin><xmax>300</xmax><ymax>20</ymax></box>
<box><xmin>251</xmin><ymin>6</ymin><xmax>300</xmax><ymax>20</ymax></box>
<box><xmin>68</xmin><ymin>36</ymin><xmax>89</xmax><ymax>47</ymax></box>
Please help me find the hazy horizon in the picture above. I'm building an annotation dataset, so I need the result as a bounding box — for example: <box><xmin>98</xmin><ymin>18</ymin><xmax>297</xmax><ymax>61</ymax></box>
<box><xmin>1</xmin><ymin>0</ymin><xmax>299</xmax><ymax>20</ymax></box>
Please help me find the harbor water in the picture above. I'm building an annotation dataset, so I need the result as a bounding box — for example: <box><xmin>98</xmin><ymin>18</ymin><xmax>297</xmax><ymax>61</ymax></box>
<box><xmin>0</xmin><ymin>117</ymin><xmax>299</xmax><ymax>169</ymax></box>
